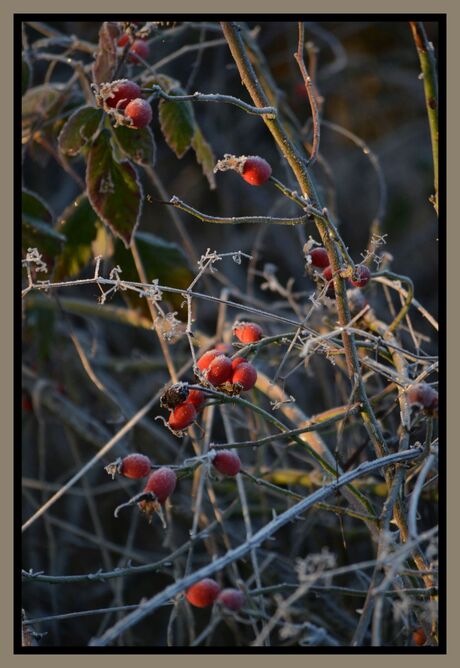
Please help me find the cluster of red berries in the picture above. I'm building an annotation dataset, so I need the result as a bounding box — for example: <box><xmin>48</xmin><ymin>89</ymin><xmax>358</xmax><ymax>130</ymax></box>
<box><xmin>163</xmin><ymin>323</ymin><xmax>262</xmax><ymax>433</ymax></box>
<box><xmin>105</xmin><ymin>453</ymin><xmax>177</xmax><ymax>520</ymax></box>
<box><xmin>307</xmin><ymin>246</ymin><xmax>371</xmax><ymax>297</ymax></box>
<box><xmin>185</xmin><ymin>578</ymin><xmax>245</xmax><ymax>612</ymax></box>
<box><xmin>101</xmin><ymin>79</ymin><xmax>152</xmax><ymax>129</ymax></box>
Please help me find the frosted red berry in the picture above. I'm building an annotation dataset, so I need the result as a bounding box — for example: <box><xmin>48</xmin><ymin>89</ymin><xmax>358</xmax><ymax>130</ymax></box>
<box><xmin>186</xmin><ymin>578</ymin><xmax>221</xmax><ymax>608</ymax></box>
<box><xmin>217</xmin><ymin>588</ymin><xmax>245</xmax><ymax>612</ymax></box>
<box><xmin>206</xmin><ymin>355</ymin><xmax>233</xmax><ymax>386</ymax></box>
<box><xmin>233</xmin><ymin>322</ymin><xmax>263</xmax><ymax>344</ymax></box>
<box><xmin>232</xmin><ymin>363</ymin><xmax>257</xmax><ymax>391</ymax></box>
<box><xmin>212</xmin><ymin>450</ymin><xmax>241</xmax><ymax>476</ymax></box>
<box><xmin>124</xmin><ymin>98</ymin><xmax>152</xmax><ymax>129</ymax></box>
<box><xmin>241</xmin><ymin>156</ymin><xmax>272</xmax><ymax>185</ymax></box>
<box><xmin>350</xmin><ymin>264</ymin><xmax>371</xmax><ymax>288</ymax></box>
<box><xmin>168</xmin><ymin>402</ymin><xmax>197</xmax><ymax>431</ymax></box>
<box><xmin>128</xmin><ymin>39</ymin><xmax>149</xmax><ymax>63</ymax></box>
<box><xmin>231</xmin><ymin>356</ymin><xmax>247</xmax><ymax>371</ymax></box>
<box><xmin>187</xmin><ymin>389</ymin><xmax>206</xmax><ymax>411</ymax></box>
<box><xmin>141</xmin><ymin>467</ymin><xmax>177</xmax><ymax>504</ymax></box>
<box><xmin>120</xmin><ymin>453</ymin><xmax>152</xmax><ymax>479</ymax></box>
<box><xmin>196</xmin><ymin>349</ymin><xmax>219</xmax><ymax>372</ymax></box>
<box><xmin>105</xmin><ymin>79</ymin><xmax>141</xmax><ymax>110</ymax></box>
<box><xmin>308</xmin><ymin>247</ymin><xmax>330</xmax><ymax>269</ymax></box>
<box><xmin>407</xmin><ymin>383</ymin><xmax>438</xmax><ymax>413</ymax></box>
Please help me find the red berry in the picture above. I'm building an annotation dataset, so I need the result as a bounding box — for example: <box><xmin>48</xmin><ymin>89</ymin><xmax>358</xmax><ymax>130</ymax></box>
<box><xmin>128</xmin><ymin>39</ymin><xmax>149</xmax><ymax>63</ymax></box>
<box><xmin>231</xmin><ymin>356</ymin><xmax>247</xmax><ymax>371</ymax></box>
<box><xmin>212</xmin><ymin>450</ymin><xmax>241</xmax><ymax>476</ymax></box>
<box><xmin>233</xmin><ymin>322</ymin><xmax>263</xmax><ymax>344</ymax></box>
<box><xmin>217</xmin><ymin>588</ymin><xmax>245</xmax><ymax>612</ymax></box>
<box><xmin>105</xmin><ymin>79</ymin><xmax>141</xmax><ymax>110</ymax></box>
<box><xmin>232</xmin><ymin>363</ymin><xmax>257</xmax><ymax>391</ymax></box>
<box><xmin>350</xmin><ymin>264</ymin><xmax>371</xmax><ymax>288</ymax></box>
<box><xmin>187</xmin><ymin>389</ymin><xmax>206</xmax><ymax>411</ymax></box>
<box><xmin>241</xmin><ymin>156</ymin><xmax>272</xmax><ymax>185</ymax></box>
<box><xmin>308</xmin><ymin>247</ymin><xmax>330</xmax><ymax>269</ymax></box>
<box><xmin>412</xmin><ymin>628</ymin><xmax>427</xmax><ymax>646</ymax></box>
<box><xmin>407</xmin><ymin>383</ymin><xmax>438</xmax><ymax>413</ymax></box>
<box><xmin>186</xmin><ymin>578</ymin><xmax>221</xmax><ymax>608</ymax></box>
<box><xmin>323</xmin><ymin>265</ymin><xmax>333</xmax><ymax>282</ymax></box>
<box><xmin>168</xmin><ymin>402</ymin><xmax>197</xmax><ymax>431</ymax></box>
<box><xmin>196</xmin><ymin>349</ymin><xmax>219</xmax><ymax>372</ymax></box>
<box><xmin>322</xmin><ymin>265</ymin><xmax>335</xmax><ymax>297</ymax></box>
<box><xmin>124</xmin><ymin>98</ymin><xmax>152</xmax><ymax>129</ymax></box>
<box><xmin>118</xmin><ymin>33</ymin><xmax>130</xmax><ymax>48</ymax></box>
<box><xmin>142</xmin><ymin>467</ymin><xmax>177</xmax><ymax>504</ymax></box>
<box><xmin>120</xmin><ymin>453</ymin><xmax>152</xmax><ymax>479</ymax></box>
<box><xmin>22</xmin><ymin>391</ymin><xmax>33</xmax><ymax>413</ymax></box>
<box><xmin>206</xmin><ymin>355</ymin><xmax>233</xmax><ymax>386</ymax></box>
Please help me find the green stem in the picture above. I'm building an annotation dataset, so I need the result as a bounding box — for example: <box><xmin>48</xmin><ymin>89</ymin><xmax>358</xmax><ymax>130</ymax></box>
<box><xmin>409</xmin><ymin>21</ymin><xmax>439</xmax><ymax>216</ymax></box>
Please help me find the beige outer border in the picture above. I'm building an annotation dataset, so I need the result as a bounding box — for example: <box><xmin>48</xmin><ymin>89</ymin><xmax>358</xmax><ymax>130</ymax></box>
<box><xmin>3</xmin><ymin>1</ymin><xmax>454</xmax><ymax>666</ymax></box>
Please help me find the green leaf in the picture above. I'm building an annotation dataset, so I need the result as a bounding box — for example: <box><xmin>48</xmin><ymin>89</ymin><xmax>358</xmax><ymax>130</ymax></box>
<box><xmin>86</xmin><ymin>130</ymin><xmax>143</xmax><ymax>248</ymax></box>
<box><xmin>191</xmin><ymin>127</ymin><xmax>216</xmax><ymax>190</ymax></box>
<box><xmin>53</xmin><ymin>195</ymin><xmax>100</xmax><ymax>281</ymax></box>
<box><xmin>92</xmin><ymin>21</ymin><xmax>120</xmax><ymax>85</ymax></box>
<box><xmin>22</xmin><ymin>53</ymin><xmax>32</xmax><ymax>96</ymax></box>
<box><xmin>58</xmin><ymin>106</ymin><xmax>103</xmax><ymax>156</ymax></box>
<box><xmin>22</xmin><ymin>190</ymin><xmax>66</xmax><ymax>261</ymax></box>
<box><xmin>158</xmin><ymin>87</ymin><xmax>195</xmax><ymax>158</ymax></box>
<box><xmin>113</xmin><ymin>232</ymin><xmax>194</xmax><ymax>318</ymax></box>
<box><xmin>112</xmin><ymin>124</ymin><xmax>156</xmax><ymax>166</ymax></box>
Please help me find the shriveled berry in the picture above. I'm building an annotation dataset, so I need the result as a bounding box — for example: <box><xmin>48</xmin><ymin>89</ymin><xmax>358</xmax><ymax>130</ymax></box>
<box><xmin>186</xmin><ymin>578</ymin><xmax>221</xmax><ymax>608</ymax></box>
<box><xmin>212</xmin><ymin>450</ymin><xmax>241</xmax><ymax>476</ymax></box>
<box><xmin>231</xmin><ymin>356</ymin><xmax>247</xmax><ymax>371</ymax></box>
<box><xmin>217</xmin><ymin>588</ymin><xmax>245</xmax><ymax>612</ymax></box>
<box><xmin>120</xmin><ymin>453</ymin><xmax>151</xmax><ymax>479</ymax></box>
<box><xmin>128</xmin><ymin>39</ymin><xmax>149</xmax><ymax>63</ymax></box>
<box><xmin>350</xmin><ymin>264</ymin><xmax>371</xmax><ymax>288</ymax></box>
<box><xmin>206</xmin><ymin>355</ymin><xmax>233</xmax><ymax>386</ymax></box>
<box><xmin>124</xmin><ymin>98</ymin><xmax>152</xmax><ymax>129</ymax></box>
<box><xmin>233</xmin><ymin>322</ymin><xmax>263</xmax><ymax>344</ymax></box>
<box><xmin>196</xmin><ymin>349</ymin><xmax>219</xmax><ymax>372</ymax></box>
<box><xmin>232</xmin><ymin>363</ymin><xmax>257</xmax><ymax>391</ymax></box>
<box><xmin>241</xmin><ymin>156</ymin><xmax>272</xmax><ymax>185</ymax></box>
<box><xmin>187</xmin><ymin>389</ymin><xmax>206</xmax><ymax>411</ymax></box>
<box><xmin>168</xmin><ymin>402</ymin><xmax>197</xmax><ymax>431</ymax></box>
<box><xmin>142</xmin><ymin>467</ymin><xmax>177</xmax><ymax>504</ymax></box>
<box><xmin>407</xmin><ymin>383</ymin><xmax>438</xmax><ymax>413</ymax></box>
<box><xmin>160</xmin><ymin>382</ymin><xmax>189</xmax><ymax>409</ymax></box>
<box><xmin>105</xmin><ymin>79</ymin><xmax>141</xmax><ymax>109</ymax></box>
<box><xmin>308</xmin><ymin>247</ymin><xmax>330</xmax><ymax>269</ymax></box>
<box><xmin>412</xmin><ymin>628</ymin><xmax>427</xmax><ymax>646</ymax></box>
